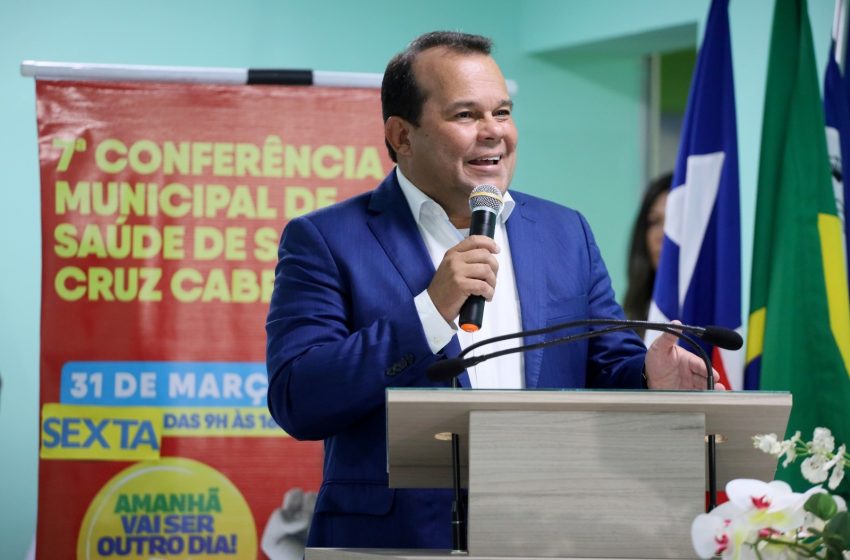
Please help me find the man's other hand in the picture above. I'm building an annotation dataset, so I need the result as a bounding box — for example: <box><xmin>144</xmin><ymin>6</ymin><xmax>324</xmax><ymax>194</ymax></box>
<box><xmin>644</xmin><ymin>323</ymin><xmax>726</xmax><ymax>391</ymax></box>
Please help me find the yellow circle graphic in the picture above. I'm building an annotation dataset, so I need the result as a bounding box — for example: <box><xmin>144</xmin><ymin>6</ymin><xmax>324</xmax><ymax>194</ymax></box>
<box><xmin>77</xmin><ymin>457</ymin><xmax>257</xmax><ymax>559</ymax></box>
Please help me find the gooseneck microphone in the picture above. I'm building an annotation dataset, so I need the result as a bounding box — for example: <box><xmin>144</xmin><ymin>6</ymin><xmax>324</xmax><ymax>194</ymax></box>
<box><xmin>458</xmin><ymin>184</ymin><xmax>504</xmax><ymax>333</ymax></box>
<box><xmin>427</xmin><ymin>317</ymin><xmax>743</xmax><ymax>383</ymax></box>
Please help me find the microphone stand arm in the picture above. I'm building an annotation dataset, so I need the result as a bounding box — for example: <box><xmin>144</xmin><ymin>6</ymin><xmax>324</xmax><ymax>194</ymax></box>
<box><xmin>450</xmin><ymin>376</ymin><xmax>466</xmax><ymax>554</ymax></box>
<box><xmin>459</xmin><ymin>318</ymin><xmax>716</xmax><ymax>359</ymax></box>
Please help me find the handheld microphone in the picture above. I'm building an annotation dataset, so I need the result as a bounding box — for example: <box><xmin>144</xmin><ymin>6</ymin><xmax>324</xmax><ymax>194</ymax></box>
<box><xmin>458</xmin><ymin>184</ymin><xmax>504</xmax><ymax>333</ymax></box>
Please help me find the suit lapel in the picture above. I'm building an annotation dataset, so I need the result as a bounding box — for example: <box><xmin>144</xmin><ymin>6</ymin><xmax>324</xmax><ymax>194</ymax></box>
<box><xmin>366</xmin><ymin>171</ymin><xmax>469</xmax><ymax>387</ymax></box>
<box><xmin>506</xmin><ymin>194</ymin><xmax>545</xmax><ymax>389</ymax></box>
<box><xmin>366</xmin><ymin>172</ymin><xmax>434</xmax><ymax>297</ymax></box>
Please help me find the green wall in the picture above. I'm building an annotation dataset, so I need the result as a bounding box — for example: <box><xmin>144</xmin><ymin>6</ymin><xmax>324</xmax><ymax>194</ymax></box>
<box><xmin>0</xmin><ymin>1</ymin><xmax>836</xmax><ymax>557</ymax></box>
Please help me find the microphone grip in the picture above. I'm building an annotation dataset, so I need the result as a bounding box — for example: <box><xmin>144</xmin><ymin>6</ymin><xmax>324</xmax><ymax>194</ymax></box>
<box><xmin>469</xmin><ymin>208</ymin><xmax>498</xmax><ymax>238</ymax></box>
<box><xmin>458</xmin><ymin>209</ymin><xmax>499</xmax><ymax>333</ymax></box>
<box><xmin>459</xmin><ymin>296</ymin><xmax>485</xmax><ymax>333</ymax></box>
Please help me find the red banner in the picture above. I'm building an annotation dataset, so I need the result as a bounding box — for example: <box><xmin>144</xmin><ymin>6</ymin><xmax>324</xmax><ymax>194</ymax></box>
<box><xmin>35</xmin><ymin>80</ymin><xmax>390</xmax><ymax>559</ymax></box>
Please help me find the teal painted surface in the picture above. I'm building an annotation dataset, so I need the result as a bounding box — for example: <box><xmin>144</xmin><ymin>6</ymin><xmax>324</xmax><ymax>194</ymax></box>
<box><xmin>509</xmin><ymin>51</ymin><xmax>644</xmax><ymax>295</ymax></box>
<box><xmin>520</xmin><ymin>0</ymin><xmax>709</xmax><ymax>54</ymax></box>
<box><xmin>0</xmin><ymin>1</ymin><xmax>838</xmax><ymax>557</ymax></box>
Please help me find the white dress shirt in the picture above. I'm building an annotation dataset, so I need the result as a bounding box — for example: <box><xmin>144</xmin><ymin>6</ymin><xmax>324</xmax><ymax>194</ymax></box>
<box><xmin>395</xmin><ymin>167</ymin><xmax>525</xmax><ymax>389</ymax></box>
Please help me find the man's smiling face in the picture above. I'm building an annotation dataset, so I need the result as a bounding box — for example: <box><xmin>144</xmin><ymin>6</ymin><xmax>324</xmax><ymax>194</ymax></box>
<box><xmin>399</xmin><ymin>46</ymin><xmax>517</xmax><ymax>223</ymax></box>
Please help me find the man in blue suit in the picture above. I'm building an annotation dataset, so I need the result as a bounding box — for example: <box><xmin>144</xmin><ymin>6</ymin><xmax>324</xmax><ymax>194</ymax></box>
<box><xmin>266</xmin><ymin>31</ymin><xmax>718</xmax><ymax>551</ymax></box>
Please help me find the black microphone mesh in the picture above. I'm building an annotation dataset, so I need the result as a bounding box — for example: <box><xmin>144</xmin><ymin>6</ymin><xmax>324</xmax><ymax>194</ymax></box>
<box><xmin>468</xmin><ymin>184</ymin><xmax>503</xmax><ymax>213</ymax></box>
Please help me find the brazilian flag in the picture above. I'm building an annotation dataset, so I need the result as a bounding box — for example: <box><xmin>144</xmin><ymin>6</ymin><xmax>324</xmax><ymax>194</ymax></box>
<box><xmin>746</xmin><ymin>0</ymin><xmax>850</xmax><ymax>493</ymax></box>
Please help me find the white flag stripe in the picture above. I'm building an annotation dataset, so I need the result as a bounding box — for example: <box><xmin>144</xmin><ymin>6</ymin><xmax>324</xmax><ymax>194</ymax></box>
<box><xmin>644</xmin><ymin>301</ymin><xmax>667</xmax><ymax>348</ymax></box>
<box><xmin>663</xmin><ymin>152</ymin><xmax>726</xmax><ymax>308</ymax></box>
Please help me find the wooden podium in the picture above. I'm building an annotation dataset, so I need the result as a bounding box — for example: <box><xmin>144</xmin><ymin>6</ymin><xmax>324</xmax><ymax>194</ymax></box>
<box><xmin>307</xmin><ymin>389</ymin><xmax>791</xmax><ymax>560</ymax></box>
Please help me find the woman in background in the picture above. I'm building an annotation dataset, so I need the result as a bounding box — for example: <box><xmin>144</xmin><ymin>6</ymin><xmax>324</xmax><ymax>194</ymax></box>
<box><xmin>623</xmin><ymin>173</ymin><xmax>672</xmax><ymax>335</ymax></box>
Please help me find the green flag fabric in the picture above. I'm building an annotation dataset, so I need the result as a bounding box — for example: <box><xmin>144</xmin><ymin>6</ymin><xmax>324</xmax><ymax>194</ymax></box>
<box><xmin>745</xmin><ymin>0</ymin><xmax>850</xmax><ymax>493</ymax></box>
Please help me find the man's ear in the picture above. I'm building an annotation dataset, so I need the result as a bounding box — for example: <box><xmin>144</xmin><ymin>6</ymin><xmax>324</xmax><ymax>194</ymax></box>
<box><xmin>385</xmin><ymin>116</ymin><xmax>413</xmax><ymax>158</ymax></box>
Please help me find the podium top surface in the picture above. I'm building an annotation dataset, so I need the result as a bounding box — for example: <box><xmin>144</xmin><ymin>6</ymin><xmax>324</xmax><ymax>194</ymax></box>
<box><xmin>386</xmin><ymin>389</ymin><xmax>791</xmax><ymax>489</ymax></box>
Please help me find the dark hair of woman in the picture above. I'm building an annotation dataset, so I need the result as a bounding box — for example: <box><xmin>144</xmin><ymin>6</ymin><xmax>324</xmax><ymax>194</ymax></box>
<box><xmin>623</xmin><ymin>172</ymin><xmax>673</xmax><ymax>326</ymax></box>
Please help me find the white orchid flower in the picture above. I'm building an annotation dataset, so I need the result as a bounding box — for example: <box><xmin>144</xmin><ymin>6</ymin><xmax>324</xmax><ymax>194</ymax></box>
<box><xmin>692</xmin><ymin>480</ymin><xmax>819</xmax><ymax>560</ymax></box>
<box><xmin>801</xmin><ymin>454</ymin><xmax>830</xmax><ymax>484</ymax></box>
<box><xmin>692</xmin><ymin>501</ymin><xmax>740</xmax><ymax>559</ymax></box>
<box><xmin>754</xmin><ymin>434</ymin><xmax>783</xmax><ymax>456</ymax></box>
<box><xmin>811</xmin><ymin>427</ymin><xmax>836</xmax><ymax>455</ymax></box>
<box><xmin>706</xmin><ymin>429</ymin><xmax>850</xmax><ymax>560</ymax></box>
<box><xmin>826</xmin><ymin>444</ymin><xmax>846</xmax><ymax>490</ymax></box>
<box><xmin>781</xmin><ymin>442</ymin><xmax>798</xmax><ymax>468</ymax></box>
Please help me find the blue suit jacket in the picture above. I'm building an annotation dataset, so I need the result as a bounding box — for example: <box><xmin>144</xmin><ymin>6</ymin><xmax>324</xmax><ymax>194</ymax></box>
<box><xmin>266</xmin><ymin>171</ymin><xmax>647</xmax><ymax>549</ymax></box>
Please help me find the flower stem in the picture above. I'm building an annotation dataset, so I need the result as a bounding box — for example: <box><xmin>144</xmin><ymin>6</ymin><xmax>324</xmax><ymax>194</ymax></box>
<box><xmin>759</xmin><ymin>536</ymin><xmax>822</xmax><ymax>558</ymax></box>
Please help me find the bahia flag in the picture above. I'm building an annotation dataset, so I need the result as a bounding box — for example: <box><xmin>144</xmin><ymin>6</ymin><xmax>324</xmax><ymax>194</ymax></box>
<box><xmin>824</xmin><ymin>0</ymin><xmax>850</xmax><ymax>285</ymax></box>
<box><xmin>647</xmin><ymin>0</ymin><xmax>742</xmax><ymax>390</ymax></box>
<box><xmin>745</xmin><ymin>0</ymin><xmax>850</xmax><ymax>493</ymax></box>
